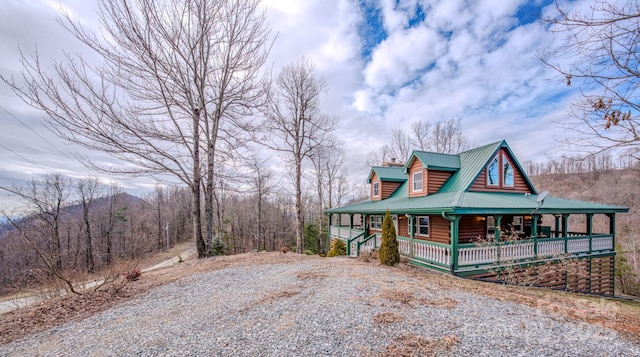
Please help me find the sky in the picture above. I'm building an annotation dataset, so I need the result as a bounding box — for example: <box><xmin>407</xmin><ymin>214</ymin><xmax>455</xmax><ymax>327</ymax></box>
<box><xmin>0</xmin><ymin>0</ymin><xmax>590</xmax><ymax>209</ymax></box>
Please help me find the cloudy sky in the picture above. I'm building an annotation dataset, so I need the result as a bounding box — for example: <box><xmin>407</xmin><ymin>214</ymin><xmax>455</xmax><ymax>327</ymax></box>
<box><xmin>0</xmin><ymin>0</ymin><xmax>589</xmax><ymax>208</ymax></box>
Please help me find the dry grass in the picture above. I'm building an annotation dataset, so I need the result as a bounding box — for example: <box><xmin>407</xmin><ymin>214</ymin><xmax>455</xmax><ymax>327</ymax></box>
<box><xmin>296</xmin><ymin>271</ymin><xmax>328</xmax><ymax>280</ymax></box>
<box><xmin>379</xmin><ymin>289</ymin><xmax>414</xmax><ymax>305</ymax></box>
<box><xmin>377</xmin><ymin>332</ymin><xmax>460</xmax><ymax>357</ymax></box>
<box><xmin>372</xmin><ymin>311</ymin><xmax>404</xmax><ymax>325</ymax></box>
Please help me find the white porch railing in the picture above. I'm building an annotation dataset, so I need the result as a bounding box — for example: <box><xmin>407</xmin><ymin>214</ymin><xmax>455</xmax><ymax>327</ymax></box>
<box><xmin>329</xmin><ymin>226</ymin><xmax>364</xmax><ymax>240</ymax></box>
<box><xmin>458</xmin><ymin>234</ymin><xmax>614</xmax><ymax>266</ymax></box>
<box><xmin>397</xmin><ymin>236</ymin><xmax>451</xmax><ymax>267</ymax></box>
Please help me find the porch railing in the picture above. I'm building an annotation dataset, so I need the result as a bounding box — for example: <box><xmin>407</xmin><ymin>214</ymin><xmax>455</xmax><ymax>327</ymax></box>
<box><xmin>397</xmin><ymin>236</ymin><xmax>451</xmax><ymax>267</ymax></box>
<box><xmin>329</xmin><ymin>226</ymin><xmax>365</xmax><ymax>240</ymax></box>
<box><xmin>328</xmin><ymin>225</ymin><xmax>614</xmax><ymax>270</ymax></box>
<box><xmin>458</xmin><ymin>234</ymin><xmax>614</xmax><ymax>267</ymax></box>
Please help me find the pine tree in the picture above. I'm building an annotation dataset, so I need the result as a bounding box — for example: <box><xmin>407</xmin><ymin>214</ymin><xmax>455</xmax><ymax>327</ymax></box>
<box><xmin>378</xmin><ymin>210</ymin><xmax>400</xmax><ymax>265</ymax></box>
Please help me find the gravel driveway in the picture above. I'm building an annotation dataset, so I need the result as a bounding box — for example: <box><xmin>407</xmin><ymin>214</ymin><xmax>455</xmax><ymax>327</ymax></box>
<box><xmin>1</xmin><ymin>256</ymin><xmax>639</xmax><ymax>356</ymax></box>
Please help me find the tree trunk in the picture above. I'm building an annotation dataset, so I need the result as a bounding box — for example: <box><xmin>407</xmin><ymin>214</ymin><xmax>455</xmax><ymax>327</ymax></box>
<box><xmin>193</xmin><ymin>109</ymin><xmax>206</xmax><ymax>258</ymax></box>
<box><xmin>295</xmin><ymin>156</ymin><xmax>304</xmax><ymax>253</ymax></box>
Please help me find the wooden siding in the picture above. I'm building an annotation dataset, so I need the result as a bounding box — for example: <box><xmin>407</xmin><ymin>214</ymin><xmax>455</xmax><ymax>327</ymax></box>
<box><xmin>458</xmin><ymin>216</ymin><xmax>486</xmax><ymax>244</ymax></box>
<box><xmin>381</xmin><ymin>182</ymin><xmax>401</xmax><ymax>199</ymax></box>
<box><xmin>408</xmin><ymin>158</ymin><xmax>427</xmax><ymax>197</ymax></box>
<box><xmin>427</xmin><ymin>170</ymin><xmax>452</xmax><ymax>194</ymax></box>
<box><xmin>429</xmin><ymin>215</ymin><xmax>450</xmax><ymax>244</ymax></box>
<box><xmin>397</xmin><ymin>214</ymin><xmax>409</xmax><ymax>237</ymax></box>
<box><xmin>469</xmin><ymin>148</ymin><xmax>533</xmax><ymax>193</ymax></box>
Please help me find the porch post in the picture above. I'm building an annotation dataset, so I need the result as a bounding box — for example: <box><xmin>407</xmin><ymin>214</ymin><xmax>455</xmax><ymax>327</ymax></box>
<box><xmin>349</xmin><ymin>214</ymin><xmax>354</xmax><ymax>230</ymax></box>
<box><xmin>408</xmin><ymin>214</ymin><xmax>415</xmax><ymax>258</ymax></box>
<box><xmin>562</xmin><ymin>214</ymin><xmax>569</xmax><ymax>254</ymax></box>
<box><xmin>609</xmin><ymin>213</ymin><xmax>616</xmax><ymax>294</ymax></box>
<box><xmin>494</xmin><ymin>215</ymin><xmax>503</xmax><ymax>242</ymax></box>
<box><xmin>555</xmin><ymin>215</ymin><xmax>561</xmax><ymax>238</ymax></box>
<box><xmin>450</xmin><ymin>215</ymin><xmax>461</xmax><ymax>273</ymax></box>
<box><xmin>531</xmin><ymin>214</ymin><xmax>539</xmax><ymax>257</ymax></box>
<box><xmin>586</xmin><ymin>214</ymin><xmax>593</xmax><ymax>254</ymax></box>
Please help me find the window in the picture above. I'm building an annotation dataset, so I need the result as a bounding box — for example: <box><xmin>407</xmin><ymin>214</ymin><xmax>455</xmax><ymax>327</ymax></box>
<box><xmin>511</xmin><ymin>216</ymin><xmax>523</xmax><ymax>233</ymax></box>
<box><xmin>503</xmin><ymin>155</ymin><xmax>514</xmax><ymax>187</ymax></box>
<box><xmin>370</xmin><ymin>215</ymin><xmax>383</xmax><ymax>230</ymax></box>
<box><xmin>487</xmin><ymin>156</ymin><xmax>499</xmax><ymax>186</ymax></box>
<box><xmin>412</xmin><ymin>171</ymin><xmax>423</xmax><ymax>192</ymax></box>
<box><xmin>414</xmin><ymin>216</ymin><xmax>429</xmax><ymax>236</ymax></box>
<box><xmin>486</xmin><ymin>216</ymin><xmax>496</xmax><ymax>238</ymax></box>
<box><xmin>373</xmin><ymin>182</ymin><xmax>380</xmax><ymax>196</ymax></box>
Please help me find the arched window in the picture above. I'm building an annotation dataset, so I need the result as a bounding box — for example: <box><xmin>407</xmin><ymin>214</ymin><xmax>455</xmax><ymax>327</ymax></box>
<box><xmin>487</xmin><ymin>156</ymin><xmax>499</xmax><ymax>186</ymax></box>
<box><xmin>503</xmin><ymin>155</ymin><xmax>514</xmax><ymax>187</ymax></box>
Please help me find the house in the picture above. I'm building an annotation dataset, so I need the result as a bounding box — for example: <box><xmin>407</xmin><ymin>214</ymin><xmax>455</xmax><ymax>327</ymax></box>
<box><xmin>326</xmin><ymin>140</ymin><xmax>628</xmax><ymax>295</ymax></box>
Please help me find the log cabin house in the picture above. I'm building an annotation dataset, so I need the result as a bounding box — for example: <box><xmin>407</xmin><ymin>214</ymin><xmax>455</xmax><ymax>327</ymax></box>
<box><xmin>326</xmin><ymin>140</ymin><xmax>628</xmax><ymax>295</ymax></box>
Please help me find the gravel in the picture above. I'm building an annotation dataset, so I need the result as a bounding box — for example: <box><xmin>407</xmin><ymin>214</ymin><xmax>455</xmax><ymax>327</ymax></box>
<box><xmin>1</xmin><ymin>256</ymin><xmax>639</xmax><ymax>356</ymax></box>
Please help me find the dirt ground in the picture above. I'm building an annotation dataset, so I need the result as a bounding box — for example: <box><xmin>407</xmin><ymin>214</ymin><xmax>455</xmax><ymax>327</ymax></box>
<box><xmin>1</xmin><ymin>251</ymin><xmax>640</xmax><ymax>346</ymax></box>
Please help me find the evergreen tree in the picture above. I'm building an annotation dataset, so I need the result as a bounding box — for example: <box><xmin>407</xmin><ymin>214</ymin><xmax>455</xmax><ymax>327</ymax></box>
<box><xmin>378</xmin><ymin>210</ymin><xmax>400</xmax><ymax>266</ymax></box>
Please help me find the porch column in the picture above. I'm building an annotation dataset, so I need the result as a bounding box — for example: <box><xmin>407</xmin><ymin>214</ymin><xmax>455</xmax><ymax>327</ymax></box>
<box><xmin>586</xmin><ymin>214</ymin><xmax>593</xmax><ymax>254</ymax></box>
<box><xmin>531</xmin><ymin>214</ymin><xmax>539</xmax><ymax>257</ymax></box>
<box><xmin>450</xmin><ymin>215</ymin><xmax>461</xmax><ymax>273</ymax></box>
<box><xmin>349</xmin><ymin>214</ymin><xmax>354</xmax><ymax>230</ymax></box>
<box><xmin>494</xmin><ymin>215</ymin><xmax>503</xmax><ymax>242</ymax></box>
<box><xmin>555</xmin><ymin>215</ymin><xmax>561</xmax><ymax>238</ymax></box>
<box><xmin>362</xmin><ymin>214</ymin><xmax>369</xmax><ymax>237</ymax></box>
<box><xmin>609</xmin><ymin>213</ymin><xmax>616</xmax><ymax>293</ymax></box>
<box><xmin>408</xmin><ymin>214</ymin><xmax>415</xmax><ymax>258</ymax></box>
<box><xmin>562</xmin><ymin>214</ymin><xmax>569</xmax><ymax>254</ymax></box>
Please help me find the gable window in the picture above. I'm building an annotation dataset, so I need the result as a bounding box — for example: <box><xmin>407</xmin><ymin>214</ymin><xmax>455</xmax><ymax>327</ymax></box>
<box><xmin>373</xmin><ymin>182</ymin><xmax>380</xmax><ymax>197</ymax></box>
<box><xmin>487</xmin><ymin>156</ymin><xmax>499</xmax><ymax>186</ymax></box>
<box><xmin>414</xmin><ymin>216</ymin><xmax>429</xmax><ymax>236</ymax></box>
<box><xmin>503</xmin><ymin>155</ymin><xmax>514</xmax><ymax>187</ymax></box>
<box><xmin>412</xmin><ymin>171</ymin><xmax>423</xmax><ymax>192</ymax></box>
<box><xmin>370</xmin><ymin>215</ymin><xmax>383</xmax><ymax>230</ymax></box>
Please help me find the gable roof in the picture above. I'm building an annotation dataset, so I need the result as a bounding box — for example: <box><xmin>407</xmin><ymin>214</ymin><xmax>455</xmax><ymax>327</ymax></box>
<box><xmin>437</xmin><ymin>140</ymin><xmax>537</xmax><ymax>194</ymax></box>
<box><xmin>327</xmin><ymin>140</ymin><xmax>629</xmax><ymax>216</ymax></box>
<box><xmin>403</xmin><ymin>151</ymin><xmax>461</xmax><ymax>173</ymax></box>
<box><xmin>367</xmin><ymin>166</ymin><xmax>407</xmax><ymax>183</ymax></box>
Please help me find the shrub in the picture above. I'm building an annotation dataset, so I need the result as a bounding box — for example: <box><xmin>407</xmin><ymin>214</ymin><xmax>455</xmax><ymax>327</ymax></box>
<box><xmin>124</xmin><ymin>268</ymin><xmax>142</xmax><ymax>281</ymax></box>
<box><xmin>210</xmin><ymin>238</ymin><xmax>226</xmax><ymax>256</ymax></box>
<box><xmin>327</xmin><ymin>238</ymin><xmax>347</xmax><ymax>257</ymax></box>
<box><xmin>378</xmin><ymin>210</ymin><xmax>400</xmax><ymax>266</ymax></box>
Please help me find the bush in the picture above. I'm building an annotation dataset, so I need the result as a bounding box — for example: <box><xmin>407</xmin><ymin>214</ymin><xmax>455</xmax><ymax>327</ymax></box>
<box><xmin>327</xmin><ymin>238</ymin><xmax>347</xmax><ymax>257</ymax></box>
<box><xmin>210</xmin><ymin>238</ymin><xmax>226</xmax><ymax>256</ymax></box>
<box><xmin>303</xmin><ymin>249</ymin><xmax>315</xmax><ymax>255</ymax></box>
<box><xmin>378</xmin><ymin>210</ymin><xmax>400</xmax><ymax>266</ymax></box>
<box><xmin>124</xmin><ymin>268</ymin><xmax>142</xmax><ymax>281</ymax></box>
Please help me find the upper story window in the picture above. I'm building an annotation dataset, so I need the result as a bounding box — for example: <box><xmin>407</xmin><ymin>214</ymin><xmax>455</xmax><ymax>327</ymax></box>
<box><xmin>487</xmin><ymin>156</ymin><xmax>499</xmax><ymax>186</ymax></box>
<box><xmin>370</xmin><ymin>215</ymin><xmax>383</xmax><ymax>230</ymax></box>
<box><xmin>412</xmin><ymin>171</ymin><xmax>423</xmax><ymax>192</ymax></box>
<box><xmin>373</xmin><ymin>182</ymin><xmax>380</xmax><ymax>196</ymax></box>
<box><xmin>503</xmin><ymin>155</ymin><xmax>514</xmax><ymax>187</ymax></box>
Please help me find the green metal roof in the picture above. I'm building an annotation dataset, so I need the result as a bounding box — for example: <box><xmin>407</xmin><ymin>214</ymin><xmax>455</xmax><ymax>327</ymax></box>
<box><xmin>326</xmin><ymin>140</ymin><xmax>628</xmax><ymax>216</ymax></box>
<box><xmin>325</xmin><ymin>191</ymin><xmax>628</xmax><ymax>215</ymax></box>
<box><xmin>404</xmin><ymin>151</ymin><xmax>461</xmax><ymax>172</ymax></box>
<box><xmin>367</xmin><ymin>166</ymin><xmax>407</xmax><ymax>183</ymax></box>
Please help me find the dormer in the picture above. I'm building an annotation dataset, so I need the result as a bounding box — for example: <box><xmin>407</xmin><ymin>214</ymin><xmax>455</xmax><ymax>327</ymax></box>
<box><xmin>469</xmin><ymin>146</ymin><xmax>534</xmax><ymax>193</ymax></box>
<box><xmin>403</xmin><ymin>151</ymin><xmax>460</xmax><ymax>197</ymax></box>
<box><xmin>367</xmin><ymin>166</ymin><xmax>406</xmax><ymax>200</ymax></box>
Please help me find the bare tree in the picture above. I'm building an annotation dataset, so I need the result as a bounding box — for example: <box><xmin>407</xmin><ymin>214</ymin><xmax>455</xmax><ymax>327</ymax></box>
<box><xmin>366</xmin><ymin>144</ymin><xmax>392</xmax><ymax>166</ymax></box>
<box><xmin>76</xmin><ymin>178</ymin><xmax>102</xmax><ymax>273</ymax></box>
<box><xmin>248</xmin><ymin>154</ymin><xmax>273</xmax><ymax>251</ymax></box>
<box><xmin>389</xmin><ymin>127</ymin><xmax>411</xmax><ymax>161</ymax></box>
<box><xmin>1</xmin><ymin>0</ymin><xmax>272</xmax><ymax>259</ymax></box>
<box><xmin>263</xmin><ymin>58</ymin><xmax>337</xmax><ymax>253</ymax></box>
<box><xmin>409</xmin><ymin>120</ymin><xmax>431</xmax><ymax>151</ymax></box>
<box><xmin>431</xmin><ymin>118</ymin><xmax>467</xmax><ymax>154</ymax></box>
<box><xmin>540</xmin><ymin>1</ymin><xmax>640</xmax><ymax>159</ymax></box>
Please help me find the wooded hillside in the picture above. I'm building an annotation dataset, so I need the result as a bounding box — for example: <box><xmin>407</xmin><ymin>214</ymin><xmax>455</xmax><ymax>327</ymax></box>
<box><xmin>530</xmin><ymin>167</ymin><xmax>640</xmax><ymax>295</ymax></box>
